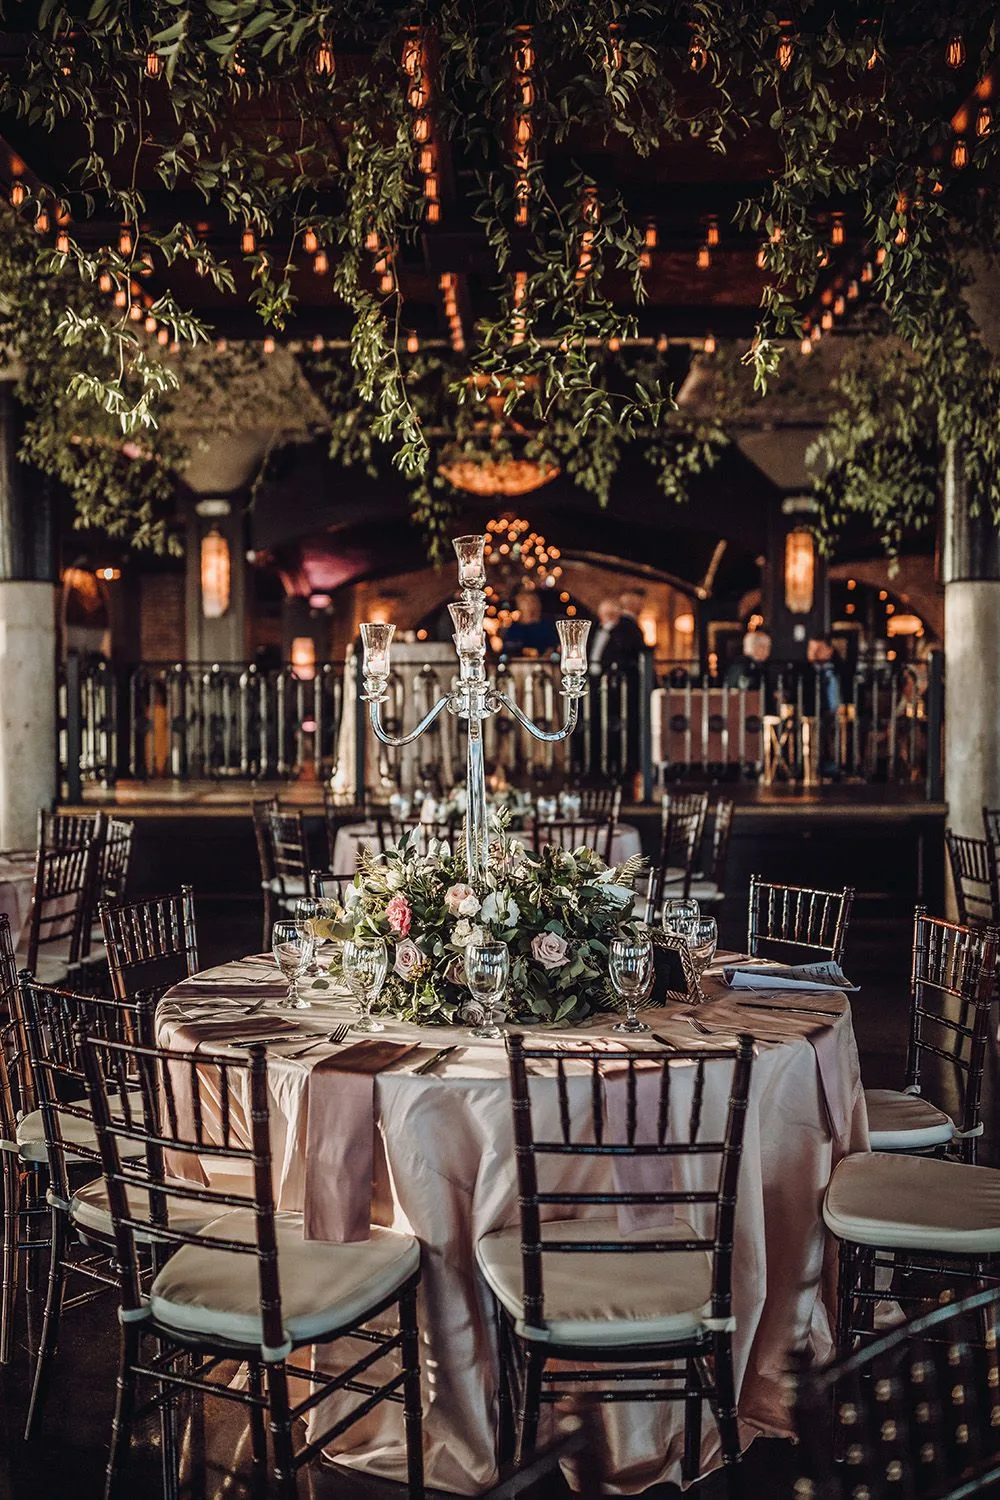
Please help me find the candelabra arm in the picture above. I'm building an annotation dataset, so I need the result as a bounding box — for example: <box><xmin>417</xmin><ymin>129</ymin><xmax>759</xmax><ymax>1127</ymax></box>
<box><xmin>490</xmin><ymin>692</ymin><xmax>581</xmax><ymax>743</ymax></box>
<box><xmin>368</xmin><ymin>693</ymin><xmax>453</xmax><ymax>747</ymax></box>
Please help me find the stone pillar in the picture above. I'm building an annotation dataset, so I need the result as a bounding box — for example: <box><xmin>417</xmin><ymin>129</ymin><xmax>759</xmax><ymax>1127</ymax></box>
<box><xmin>942</xmin><ymin>441</ymin><xmax>1000</xmax><ymax>840</ymax></box>
<box><xmin>0</xmin><ymin>384</ymin><xmax>56</xmax><ymax>844</ymax></box>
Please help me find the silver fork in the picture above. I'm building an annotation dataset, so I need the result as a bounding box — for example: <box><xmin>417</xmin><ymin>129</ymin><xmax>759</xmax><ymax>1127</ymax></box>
<box><xmin>286</xmin><ymin>1022</ymin><xmax>351</xmax><ymax>1059</ymax></box>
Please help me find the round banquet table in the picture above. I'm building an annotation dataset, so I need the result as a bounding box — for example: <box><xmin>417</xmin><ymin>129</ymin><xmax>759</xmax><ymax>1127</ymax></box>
<box><xmin>332</xmin><ymin>820</ymin><xmax>643</xmax><ymax>877</ymax></box>
<box><xmin>0</xmin><ymin>849</ymin><xmax>36</xmax><ymax>950</ymax></box>
<box><xmin>156</xmin><ymin>958</ymin><xmax>868</xmax><ymax>1495</ymax></box>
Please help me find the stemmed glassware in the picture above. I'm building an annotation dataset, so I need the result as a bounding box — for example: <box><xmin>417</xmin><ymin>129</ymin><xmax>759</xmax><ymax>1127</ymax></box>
<box><xmin>662</xmin><ymin>896</ymin><xmax>700</xmax><ymax>943</ymax></box>
<box><xmin>294</xmin><ymin>897</ymin><xmax>320</xmax><ymax>973</ymax></box>
<box><xmin>343</xmin><ymin>936</ymin><xmax>389</xmax><ymax>1033</ymax></box>
<box><xmin>688</xmin><ymin>915</ymin><xmax>718</xmax><ymax>997</ymax></box>
<box><xmin>609</xmin><ymin>933</ymin><xmax>654</xmax><ymax>1033</ymax></box>
<box><xmin>463</xmin><ymin>940</ymin><xmax>510</xmax><ymax>1040</ymax></box>
<box><xmin>271</xmin><ymin>919</ymin><xmax>315</xmax><ymax>1008</ymax></box>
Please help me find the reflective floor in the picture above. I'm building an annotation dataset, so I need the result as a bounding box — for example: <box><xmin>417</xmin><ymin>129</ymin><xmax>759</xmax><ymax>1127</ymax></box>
<box><xmin>2</xmin><ymin>909</ymin><xmax>991</xmax><ymax>1500</ymax></box>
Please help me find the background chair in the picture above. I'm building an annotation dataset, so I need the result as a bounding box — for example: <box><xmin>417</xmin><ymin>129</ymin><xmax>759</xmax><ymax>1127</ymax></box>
<box><xmin>794</xmin><ymin>1284</ymin><xmax>1000</xmax><ymax>1500</ymax></box>
<box><xmin>687</xmin><ymin>796</ymin><xmax>735</xmax><ymax>909</ymax></box>
<box><xmin>97</xmin><ymin>816</ymin><xmax>135</xmax><ymax>906</ymax></box>
<box><xmin>643</xmin><ymin>802</ymin><xmax>704</xmax><ymax>920</ymax></box>
<box><xmin>252</xmin><ymin>803</ymin><xmax>311</xmax><ymax>943</ymax></box>
<box><xmin>747</xmin><ymin>875</ymin><xmax>854</xmax><ymax>966</ymax></box>
<box><xmin>865</xmin><ymin>910</ymin><xmax>998</xmax><ymax>1165</ymax></box>
<box><xmin>530</xmin><ymin>816</ymin><xmax>614</xmax><ymax>864</ymax></box>
<box><xmin>0</xmin><ymin>912</ymin><xmax>43</xmax><ymax>1367</ymax></box>
<box><xmin>311</xmin><ymin>871</ymin><xmax>356</xmax><ymax>904</ymax></box>
<box><xmin>100</xmin><ymin>887</ymin><xmax>199</xmax><ymax>1002</ymax></box>
<box><xmin>81</xmin><ymin>1032</ymin><xmax>425</xmax><ymax>1500</ymax></box>
<box><xmin>946</xmin><ymin>829</ymin><xmax>998</xmax><ymax>927</ymax></box>
<box><xmin>478</xmin><ymin>1033</ymin><xmax>754</xmax><ymax>1494</ymax></box>
<box><xmin>575</xmin><ymin>784</ymin><xmax>623</xmax><ymax>822</ymax></box>
<box><xmin>19</xmin><ymin>822</ymin><xmax>103</xmax><ymax>984</ymax></box>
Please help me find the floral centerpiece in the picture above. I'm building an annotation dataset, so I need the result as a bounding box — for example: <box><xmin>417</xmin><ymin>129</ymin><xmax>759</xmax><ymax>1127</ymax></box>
<box><xmin>327</xmin><ymin>822</ymin><xmax>643</xmax><ymax>1026</ymax></box>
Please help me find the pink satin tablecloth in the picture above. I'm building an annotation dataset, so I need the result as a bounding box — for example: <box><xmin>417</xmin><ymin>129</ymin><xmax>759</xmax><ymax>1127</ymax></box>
<box><xmin>0</xmin><ymin>849</ymin><xmax>36</xmax><ymax>949</ymax></box>
<box><xmin>157</xmin><ymin>960</ymin><xmax>868</xmax><ymax>1495</ymax></box>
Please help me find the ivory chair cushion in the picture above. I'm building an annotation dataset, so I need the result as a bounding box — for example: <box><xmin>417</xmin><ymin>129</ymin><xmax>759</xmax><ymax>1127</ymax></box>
<box><xmin>149</xmin><ymin>1210</ymin><xmax>420</xmax><ymax>1349</ymax></box>
<box><xmin>687</xmin><ymin>879</ymin><xmax>722</xmax><ymax>905</ymax></box>
<box><xmin>16</xmin><ymin>1090</ymin><xmax>145</xmax><ymax>1164</ymax></box>
<box><xmin>263</xmin><ymin>877</ymin><xmax>307</xmax><ymax>896</ymax></box>
<box><xmin>69</xmin><ymin>1177</ymin><xmax>228</xmax><ymax>1241</ymax></box>
<box><xmin>824</xmin><ymin>1152</ymin><xmax>1000</xmax><ymax>1253</ymax></box>
<box><xmin>476</xmin><ymin>1216</ymin><xmax>713</xmax><ymax>1346</ymax></box>
<box><xmin>864</xmin><ymin>1089</ymin><xmax>955</xmax><ymax>1152</ymax></box>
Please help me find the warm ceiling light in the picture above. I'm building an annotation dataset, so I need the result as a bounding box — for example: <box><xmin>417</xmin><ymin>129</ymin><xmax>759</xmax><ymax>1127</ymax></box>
<box><xmin>241</xmin><ymin>227</ymin><xmax>256</xmax><ymax>254</ymax></box>
<box><xmin>9</xmin><ymin>181</ymin><xmax>25</xmax><ymax>207</ymax></box>
<box><xmin>119</xmin><ymin>226</ymin><xmax>132</xmax><ymax>255</ymax></box>
<box><xmin>200</xmin><ymin>529</ymin><xmax>231</xmax><ymax>619</ymax></box>
<box><xmin>262</xmin><ymin>336</ymin><xmax>276</xmax><ymax>354</ymax></box>
<box><xmin>952</xmin><ymin>137</ymin><xmax>969</xmax><ymax>169</ymax></box>
<box><xmin>834</xmin><ymin>295</ymin><xmax>845</xmax><ymax>316</ymax></box>
<box><xmin>303</xmin><ymin>228</ymin><xmax>318</xmax><ymax>252</ymax></box>
<box><xmin>706</xmin><ymin>217</ymin><xmax>720</xmax><ymax>247</ymax></box>
<box><xmin>313</xmin><ymin>250</ymin><xmax>328</xmax><ymax>274</ymax></box>
<box><xmin>800</xmin><ymin>335</ymin><xmax>813</xmax><ymax>355</ymax></box>
<box><xmin>977</xmin><ymin>105</ymin><xmax>992</xmax><ymax>137</ymax></box>
<box><xmin>644</xmin><ymin>221</ymin><xmax>657</xmax><ymax>249</ymax></box>
<box><xmin>831</xmin><ymin>213</ymin><xmax>845</xmax><ymax>246</ymax></box>
<box><xmin>144</xmin><ymin>314</ymin><xmax>157</xmax><ymax>333</ymax></box>
<box><xmin>697</xmin><ymin>245</ymin><xmax>711</xmax><ymax>270</ymax></box>
<box><xmin>703</xmin><ymin>332</ymin><xmax>716</xmax><ymax>353</ymax></box>
<box><xmin>314</xmin><ymin>41</ymin><xmax>335</xmax><ymax>77</ymax></box>
<box><xmin>425</xmin><ymin>201</ymin><xmax>440</xmax><ymax>223</ymax></box>
<box><xmin>776</xmin><ymin>33</ymin><xmax>794</xmax><ymax>70</ymax></box>
<box><xmin>784</xmin><ymin>529</ymin><xmax>815</xmax><ymax>614</ymax></box>
<box><xmin>946</xmin><ymin>33</ymin><xmax>965</xmax><ymax>69</ymax></box>
<box><xmin>412</xmin><ymin>112</ymin><xmax>432</xmax><ymax>144</ymax></box>
<box><xmin>35</xmin><ymin>209</ymin><xmax>49</xmax><ymax>233</ymax></box>
<box><xmin>55</xmin><ymin>231</ymin><xmax>69</xmax><ymax>254</ymax></box>
<box><xmin>821</xmin><ymin>309</ymin><xmax>834</xmax><ymax>330</ymax></box>
<box><xmin>406</xmin><ymin>331</ymin><xmax>419</xmax><ymax>353</ymax></box>
<box><xmin>145</xmin><ymin>50</ymin><xmax>160</xmax><ymax>78</ymax></box>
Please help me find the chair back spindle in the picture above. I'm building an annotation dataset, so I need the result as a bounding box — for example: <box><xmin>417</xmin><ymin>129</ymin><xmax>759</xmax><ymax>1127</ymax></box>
<box><xmin>100</xmin><ymin>887</ymin><xmax>199</xmax><ymax>1002</ymax></box>
<box><xmin>747</xmin><ymin>875</ymin><xmax>854</xmax><ymax>966</ymax></box>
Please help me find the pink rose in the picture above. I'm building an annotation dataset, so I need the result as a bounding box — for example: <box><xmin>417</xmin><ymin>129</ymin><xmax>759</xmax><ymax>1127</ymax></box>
<box><xmin>393</xmin><ymin>938</ymin><xmax>425</xmax><ymax>980</ymax></box>
<box><xmin>445</xmin><ymin>883</ymin><xmax>480</xmax><ymax>917</ymax></box>
<box><xmin>530</xmin><ymin>931</ymin><xmax>570</xmax><ymax>970</ymax></box>
<box><xmin>384</xmin><ymin>894</ymin><xmax>412</xmax><ymax>937</ymax></box>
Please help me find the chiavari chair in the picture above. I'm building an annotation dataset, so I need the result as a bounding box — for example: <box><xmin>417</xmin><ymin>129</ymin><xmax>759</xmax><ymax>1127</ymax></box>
<box><xmin>984</xmin><ymin>804</ymin><xmax>1000</xmax><ymax>848</ymax></box>
<box><xmin>38</xmin><ymin>810</ymin><xmax>104</xmax><ymax>850</ymax></box>
<box><xmin>688</xmin><ymin>796</ymin><xmax>735</xmax><ymax>908</ymax></box>
<box><xmin>311</xmin><ymin>871</ymin><xmax>356</xmax><ymax>905</ymax></box>
<box><xmin>794</xmin><ymin>1284</ymin><xmax>1000</xmax><ymax>1500</ymax></box>
<box><xmin>477</xmin><ymin>1032</ymin><xmax>754</xmax><ymax>1493</ymax></box>
<box><xmin>250</xmin><ymin>797</ymin><xmax>280</xmax><ymax>944</ymax></box>
<box><xmin>374</xmin><ymin>814</ymin><xmax>456</xmax><ymax>858</ymax></box>
<box><xmin>0</xmin><ymin>913</ymin><xmax>46</xmax><ymax>1367</ymax></box>
<box><xmin>18</xmin><ymin>978</ymin><xmax>159</xmax><ymax>1438</ymax></box>
<box><xmin>20</xmin><ymin>817</ymin><xmax>104</xmax><ymax>984</ymax></box>
<box><xmin>530</xmin><ymin>816</ymin><xmax>615</xmax><ymax>864</ymax></box>
<box><xmin>945</xmin><ymin>830</ymin><xmax>999</xmax><ymax>927</ymax></box>
<box><xmin>574</xmin><ymin>784</ymin><xmax>623</xmax><ymax>822</ymax></box>
<box><xmin>254</xmin><ymin>805</ymin><xmax>312</xmax><ymax>944</ymax></box>
<box><xmin>643</xmin><ymin>803</ymin><xmax>704</xmax><ymax>920</ymax></box>
<box><xmin>99</xmin><ymin>816</ymin><xmax>136</xmax><ymax>905</ymax></box>
<box><xmin>865</xmin><ymin>910</ymin><xmax>999</xmax><ymax>1165</ymax></box>
<box><xmin>79</xmin><ymin>1031</ymin><xmax>425</xmax><ymax>1500</ymax></box>
<box><xmin>747</xmin><ymin>875</ymin><xmax>854</xmax><ymax>966</ymax></box>
<box><xmin>321</xmin><ymin>783</ymin><xmax>365</xmax><ymax>869</ymax></box>
<box><xmin>100</xmin><ymin>887</ymin><xmax>199</xmax><ymax>1003</ymax></box>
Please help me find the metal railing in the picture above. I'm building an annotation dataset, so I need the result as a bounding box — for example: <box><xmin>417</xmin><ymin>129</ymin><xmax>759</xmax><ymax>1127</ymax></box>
<box><xmin>57</xmin><ymin>648</ymin><xmax>944</xmax><ymax>802</ymax></box>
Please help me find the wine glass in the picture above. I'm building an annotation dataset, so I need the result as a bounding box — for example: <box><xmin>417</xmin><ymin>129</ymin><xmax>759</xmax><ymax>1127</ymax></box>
<box><xmin>609</xmin><ymin>934</ymin><xmax>654</xmax><ymax>1033</ymax></box>
<box><xmin>688</xmin><ymin>915</ymin><xmax>718</xmax><ymax>996</ymax></box>
<box><xmin>464</xmin><ymin>940</ymin><xmax>510</xmax><ymax>1040</ymax></box>
<box><xmin>343</xmin><ymin>936</ymin><xmax>388</xmax><ymax>1033</ymax></box>
<box><xmin>662</xmin><ymin>896</ymin><xmax>700</xmax><ymax>943</ymax></box>
<box><xmin>294</xmin><ymin>897</ymin><xmax>320</xmax><ymax>973</ymax></box>
<box><xmin>271</xmin><ymin>919</ymin><xmax>315</xmax><ymax>1008</ymax></box>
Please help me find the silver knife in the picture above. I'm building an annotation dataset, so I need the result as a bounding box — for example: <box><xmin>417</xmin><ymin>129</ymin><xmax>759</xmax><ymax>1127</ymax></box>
<box><xmin>735</xmin><ymin>1002</ymin><xmax>840</xmax><ymax>1018</ymax></box>
<box><xmin>217</xmin><ymin>1033</ymin><xmax>295</xmax><ymax>1048</ymax></box>
<box><xmin>414</xmin><ymin>1045</ymin><xmax>458</xmax><ymax>1076</ymax></box>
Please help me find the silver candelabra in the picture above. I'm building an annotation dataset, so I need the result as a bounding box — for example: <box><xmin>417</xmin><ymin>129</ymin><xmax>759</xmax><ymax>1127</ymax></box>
<box><xmin>359</xmin><ymin>534</ymin><xmax>591</xmax><ymax>884</ymax></box>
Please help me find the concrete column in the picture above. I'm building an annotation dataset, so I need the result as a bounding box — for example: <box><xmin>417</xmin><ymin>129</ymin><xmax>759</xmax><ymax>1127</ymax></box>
<box><xmin>0</xmin><ymin>385</ymin><xmax>56</xmax><ymax>845</ymax></box>
<box><xmin>942</xmin><ymin>441</ymin><xmax>1000</xmax><ymax>840</ymax></box>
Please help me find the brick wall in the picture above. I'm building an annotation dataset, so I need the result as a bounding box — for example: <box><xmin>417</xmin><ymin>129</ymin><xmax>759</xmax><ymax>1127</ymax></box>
<box><xmin>139</xmin><ymin>573</ymin><xmax>186</xmax><ymax>661</ymax></box>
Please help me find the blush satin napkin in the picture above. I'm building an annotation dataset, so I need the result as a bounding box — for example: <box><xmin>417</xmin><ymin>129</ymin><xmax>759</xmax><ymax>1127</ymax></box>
<box><xmin>304</xmin><ymin>1040</ymin><xmax>422</xmax><ymax>1243</ymax></box>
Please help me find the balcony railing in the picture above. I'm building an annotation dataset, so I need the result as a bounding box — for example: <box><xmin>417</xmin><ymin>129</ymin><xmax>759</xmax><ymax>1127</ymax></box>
<box><xmin>57</xmin><ymin>647</ymin><xmax>944</xmax><ymax>802</ymax></box>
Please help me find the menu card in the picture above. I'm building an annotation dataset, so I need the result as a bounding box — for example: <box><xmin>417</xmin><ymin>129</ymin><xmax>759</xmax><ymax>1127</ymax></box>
<box><xmin>722</xmin><ymin>959</ymin><xmax>859</xmax><ymax>993</ymax></box>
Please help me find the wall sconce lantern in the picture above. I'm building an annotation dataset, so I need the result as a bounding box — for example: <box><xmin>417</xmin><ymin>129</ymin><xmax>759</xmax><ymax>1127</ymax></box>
<box><xmin>200</xmin><ymin>528</ymin><xmax>231</xmax><ymax>619</ymax></box>
<box><xmin>784</xmin><ymin>528</ymin><xmax>815</xmax><ymax>615</ymax></box>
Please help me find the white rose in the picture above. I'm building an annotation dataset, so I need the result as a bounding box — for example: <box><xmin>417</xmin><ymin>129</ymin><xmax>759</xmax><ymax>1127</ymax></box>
<box><xmin>385</xmin><ymin>866</ymin><xmax>404</xmax><ymax>891</ymax></box>
<box><xmin>452</xmin><ymin>920</ymin><xmax>484</xmax><ymax>949</ymax></box>
<box><xmin>457</xmin><ymin>892</ymin><xmax>481</xmax><ymax>917</ymax></box>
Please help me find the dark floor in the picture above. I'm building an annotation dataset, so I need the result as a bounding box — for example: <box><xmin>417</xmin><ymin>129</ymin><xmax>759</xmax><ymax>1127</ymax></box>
<box><xmin>1</xmin><ymin>904</ymin><xmax>990</xmax><ymax>1500</ymax></box>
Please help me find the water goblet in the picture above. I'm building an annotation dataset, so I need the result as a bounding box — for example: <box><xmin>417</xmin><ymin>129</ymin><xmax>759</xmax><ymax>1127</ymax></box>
<box><xmin>688</xmin><ymin>915</ymin><xmax>718</xmax><ymax>997</ymax></box>
<box><xmin>294</xmin><ymin>896</ymin><xmax>321</xmax><ymax>973</ymax></box>
<box><xmin>343</xmin><ymin>936</ymin><xmax>388</xmax><ymax>1033</ymax></box>
<box><xmin>662</xmin><ymin>896</ymin><xmax>701</xmax><ymax>943</ymax></box>
<box><xmin>609</xmin><ymin>934</ymin><xmax>654</xmax><ymax>1033</ymax></box>
<box><xmin>271</xmin><ymin>919</ymin><xmax>315</xmax><ymax>1008</ymax></box>
<box><xmin>463</xmin><ymin>940</ymin><xmax>510</xmax><ymax>1040</ymax></box>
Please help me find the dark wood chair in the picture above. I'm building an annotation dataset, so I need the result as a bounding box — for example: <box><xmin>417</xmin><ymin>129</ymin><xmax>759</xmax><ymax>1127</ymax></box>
<box><xmin>20</xmin><ymin>819</ymin><xmax>104</xmax><ymax>984</ymax></box>
<box><xmin>0</xmin><ymin>912</ymin><xmax>43</xmax><ymax>1367</ymax></box>
<box><xmin>946</xmin><ymin>829</ymin><xmax>998</xmax><ymax>927</ymax></box>
<box><xmin>794</xmin><ymin>1284</ymin><xmax>1000</xmax><ymax>1500</ymax></box>
<box><xmin>643</xmin><ymin>803</ymin><xmax>704</xmax><ymax>919</ymax></box>
<box><xmin>574</xmin><ymin>784</ymin><xmax>623</xmax><ymax>822</ymax></box>
<box><xmin>98</xmin><ymin>816</ymin><xmax>136</xmax><ymax>905</ymax></box>
<box><xmin>100</xmin><ymin>887</ymin><xmax>199</xmax><ymax>1003</ymax></box>
<box><xmin>79</xmin><ymin>1030</ymin><xmax>425</xmax><ymax>1500</ymax></box>
<box><xmin>478</xmin><ymin>1032</ymin><xmax>754</xmax><ymax>1495</ymax></box>
<box><xmin>864</xmin><ymin>909</ymin><xmax>999</xmax><ymax>1166</ymax></box>
<box><xmin>311</xmin><ymin>871</ymin><xmax>356</xmax><ymax>904</ymax></box>
<box><xmin>688</xmin><ymin>796</ymin><xmax>735</xmax><ymax>907</ymax></box>
<box><xmin>747</xmin><ymin>875</ymin><xmax>854</xmax><ymax>966</ymax></box>
<box><xmin>252</xmin><ymin>802</ymin><xmax>311</xmax><ymax>944</ymax></box>
<box><xmin>530</xmin><ymin>816</ymin><xmax>615</xmax><ymax>864</ymax></box>
<box><xmin>374</xmin><ymin>815</ymin><xmax>457</xmax><ymax>858</ymax></box>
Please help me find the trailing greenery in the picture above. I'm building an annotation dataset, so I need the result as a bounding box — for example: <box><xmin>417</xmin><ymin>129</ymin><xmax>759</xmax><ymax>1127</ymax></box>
<box><xmin>0</xmin><ymin>1</ymin><xmax>999</xmax><ymax>551</ymax></box>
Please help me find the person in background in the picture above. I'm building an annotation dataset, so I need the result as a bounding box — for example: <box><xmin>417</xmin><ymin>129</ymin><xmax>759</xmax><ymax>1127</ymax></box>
<box><xmin>500</xmin><ymin>588</ymin><xmax>559</xmax><ymax>657</ymax></box>
<box><xmin>725</xmin><ymin>629</ymin><xmax>772</xmax><ymax>689</ymax></box>
<box><xmin>616</xmin><ymin>588</ymin><xmax>648</xmax><ymax>663</ymax></box>
<box><xmin>804</xmin><ymin>634</ymin><xmax>844</xmax><ymax>777</ymax></box>
<box><xmin>588</xmin><ymin>598</ymin><xmax>622</xmax><ymax>674</ymax></box>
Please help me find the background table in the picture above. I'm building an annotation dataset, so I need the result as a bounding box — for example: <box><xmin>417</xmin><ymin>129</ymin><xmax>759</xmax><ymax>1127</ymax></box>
<box><xmin>332</xmin><ymin>820</ymin><xmax>643</xmax><ymax>876</ymax></box>
<box><xmin>0</xmin><ymin>849</ymin><xmax>35</xmax><ymax>949</ymax></box>
<box><xmin>158</xmin><ymin>960</ymin><xmax>867</xmax><ymax>1495</ymax></box>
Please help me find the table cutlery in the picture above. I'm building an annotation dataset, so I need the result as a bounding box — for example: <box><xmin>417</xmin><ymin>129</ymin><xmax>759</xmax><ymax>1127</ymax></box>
<box><xmin>650</xmin><ymin>1032</ymin><xmax>680</xmax><ymax>1050</ymax></box>
<box><xmin>218</xmin><ymin>1033</ymin><xmax>298</xmax><ymax>1049</ymax></box>
<box><xmin>285</xmin><ymin>1023</ymin><xmax>351</xmax><ymax>1059</ymax></box>
<box><xmin>735</xmin><ymin>1002</ymin><xmax>840</xmax><ymax>1018</ymax></box>
<box><xmin>414</xmin><ymin>1045</ymin><xmax>458</xmax><ymax>1076</ymax></box>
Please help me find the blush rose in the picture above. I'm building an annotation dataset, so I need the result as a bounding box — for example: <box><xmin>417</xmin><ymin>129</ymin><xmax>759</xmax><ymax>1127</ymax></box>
<box><xmin>384</xmin><ymin>894</ymin><xmax>412</xmax><ymax>937</ymax></box>
<box><xmin>530</xmin><ymin>931</ymin><xmax>570</xmax><ymax>970</ymax></box>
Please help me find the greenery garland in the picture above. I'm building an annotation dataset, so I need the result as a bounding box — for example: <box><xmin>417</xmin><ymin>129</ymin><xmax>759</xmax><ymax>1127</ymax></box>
<box><xmin>0</xmin><ymin>2</ymin><xmax>998</xmax><ymax>554</ymax></box>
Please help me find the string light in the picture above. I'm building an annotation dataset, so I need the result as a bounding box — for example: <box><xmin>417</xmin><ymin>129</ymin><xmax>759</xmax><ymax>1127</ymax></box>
<box><xmin>776</xmin><ymin>30</ymin><xmax>794</xmax><ymax>70</ymax></box>
<box><xmin>834</xmin><ymin>294</ymin><xmax>845</xmax><ymax>316</ymax></box>
<box><xmin>313</xmin><ymin>250</ymin><xmax>329</xmax><ymax>273</ymax></box>
<box><xmin>129</xmin><ymin>301</ymin><xmax>143</xmax><ymax>322</ymax></box>
<box><xmin>656</xmin><ymin>332</ymin><xmax>669</xmax><ymax>353</ymax></box>
<box><xmin>119</xmin><ymin>226</ymin><xmax>132</xmax><ymax>255</ymax></box>
<box><xmin>831</xmin><ymin>213</ymin><xmax>845</xmax><ymax>246</ymax></box>
<box><xmin>426</xmin><ymin>202</ymin><xmax>441</xmax><ymax>223</ymax></box>
<box><xmin>821</xmin><ymin>309</ymin><xmax>833</xmax><ymax>330</ymax></box>
<box><xmin>847</xmin><ymin>279</ymin><xmax>859</xmax><ymax>300</ymax></box>
<box><xmin>412</xmin><ymin>112</ymin><xmax>432</xmax><ymax>144</ymax></box>
<box><xmin>263</xmin><ymin>336</ymin><xmax>276</xmax><ymax>354</ymax></box>
<box><xmin>34</xmin><ymin>209</ymin><xmax>48</xmax><ymax>234</ymax></box>
<box><xmin>9</xmin><ymin>181</ymin><xmax>24</xmax><ymax>208</ymax></box>
<box><xmin>894</xmin><ymin>224</ymin><xmax>908</xmax><ymax>244</ymax></box>
<box><xmin>875</xmin><ymin>246</ymin><xmax>887</xmax><ymax>265</ymax></box>
<box><xmin>952</xmin><ymin>137</ymin><xmax>969</xmax><ymax>169</ymax></box>
<box><xmin>145</xmin><ymin>50</ymin><xmax>160</xmax><ymax>78</ymax></box>
<box><xmin>314</xmin><ymin>40</ymin><xmax>335</xmax><ymax>76</ymax></box>
<box><xmin>689</xmin><ymin>35</ymin><xmax>708</xmax><ymax>72</ymax></box>
<box><xmin>311</xmin><ymin>335</ymin><xmax>325</xmax><ymax>352</ymax></box>
<box><xmin>303</xmin><ymin>228</ymin><xmax>318</xmax><ymax>253</ymax></box>
<box><xmin>946</xmin><ymin>33</ymin><xmax>966</xmax><ymax>69</ymax></box>
<box><xmin>55</xmin><ymin>231</ymin><xmax>69</xmax><ymax>254</ymax></box>
<box><xmin>114</xmin><ymin>287</ymin><xmax>128</xmax><ymax>308</ymax></box>
<box><xmin>144</xmin><ymin>314</ymin><xmax>157</xmax><ymax>333</ymax></box>
<box><xmin>706</xmin><ymin>216</ymin><xmax>720</xmax><ymax>247</ymax></box>
<box><xmin>216</xmin><ymin>337</ymin><xmax>228</xmax><ymax>353</ymax></box>
<box><xmin>379</xmin><ymin>271</ymin><xmax>395</xmax><ymax>294</ymax></box>
<box><xmin>419</xmin><ymin>145</ymin><xmax>435</xmax><ymax>174</ymax></box>
<box><xmin>703</xmin><ymin>332</ymin><xmax>716</xmax><ymax>353</ymax></box>
<box><xmin>99</xmin><ymin>271</ymin><xmax>113</xmax><ymax>293</ymax></box>
<box><xmin>406</xmin><ymin>331</ymin><xmax>419</xmax><ymax>353</ymax></box>
<box><xmin>800</xmin><ymin>334</ymin><xmax>813</xmax><ymax>355</ymax></box>
<box><xmin>156</xmin><ymin>327</ymin><xmax>169</xmax><ymax>346</ymax></box>
<box><xmin>756</xmin><ymin>246</ymin><xmax>767</xmax><ymax>270</ymax></box>
<box><xmin>977</xmin><ymin>105</ymin><xmax>992</xmax><ymax>137</ymax></box>
<box><xmin>697</xmin><ymin>245</ymin><xmax>711</xmax><ymax>270</ymax></box>
<box><xmin>241</xmin><ymin>227</ymin><xmax>256</xmax><ymax>254</ymax></box>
